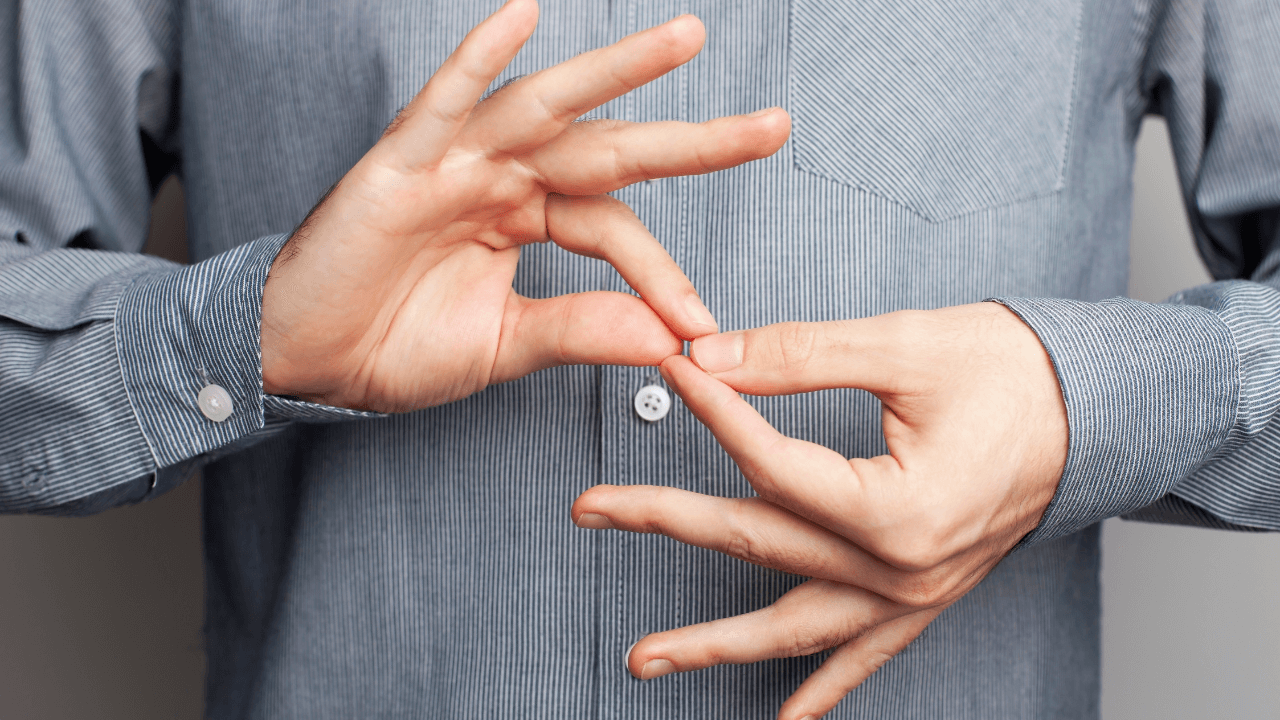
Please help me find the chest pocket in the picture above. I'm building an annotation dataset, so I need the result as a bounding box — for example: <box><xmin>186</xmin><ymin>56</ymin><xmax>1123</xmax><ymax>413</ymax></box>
<box><xmin>789</xmin><ymin>0</ymin><xmax>1083</xmax><ymax>221</ymax></box>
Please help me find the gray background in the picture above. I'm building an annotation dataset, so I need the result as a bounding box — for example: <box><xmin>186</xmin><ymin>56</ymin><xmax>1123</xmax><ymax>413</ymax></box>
<box><xmin>0</xmin><ymin>118</ymin><xmax>1277</xmax><ymax>718</ymax></box>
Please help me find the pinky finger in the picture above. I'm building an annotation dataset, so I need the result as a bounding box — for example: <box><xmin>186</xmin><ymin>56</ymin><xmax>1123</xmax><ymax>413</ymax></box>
<box><xmin>776</xmin><ymin>606</ymin><xmax>944</xmax><ymax>720</ymax></box>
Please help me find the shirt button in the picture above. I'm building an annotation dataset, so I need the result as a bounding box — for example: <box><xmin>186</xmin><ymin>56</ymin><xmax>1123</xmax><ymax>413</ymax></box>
<box><xmin>198</xmin><ymin>384</ymin><xmax>234</xmax><ymax>422</ymax></box>
<box><xmin>21</xmin><ymin>467</ymin><xmax>46</xmax><ymax>491</ymax></box>
<box><xmin>633</xmin><ymin>385</ymin><xmax>671</xmax><ymax>423</ymax></box>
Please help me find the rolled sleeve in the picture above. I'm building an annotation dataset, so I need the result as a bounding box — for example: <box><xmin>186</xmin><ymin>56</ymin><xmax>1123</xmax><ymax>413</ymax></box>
<box><xmin>993</xmin><ymin>295</ymin><xmax>1241</xmax><ymax>545</ymax></box>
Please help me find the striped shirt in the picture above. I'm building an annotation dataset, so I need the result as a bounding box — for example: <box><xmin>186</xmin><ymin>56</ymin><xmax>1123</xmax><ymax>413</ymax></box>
<box><xmin>2</xmin><ymin>0</ymin><xmax>1278</xmax><ymax>717</ymax></box>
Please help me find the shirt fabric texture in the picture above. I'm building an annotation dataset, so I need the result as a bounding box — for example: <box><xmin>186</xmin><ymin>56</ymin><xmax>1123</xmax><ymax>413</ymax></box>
<box><xmin>2</xmin><ymin>0</ymin><xmax>1279</xmax><ymax>717</ymax></box>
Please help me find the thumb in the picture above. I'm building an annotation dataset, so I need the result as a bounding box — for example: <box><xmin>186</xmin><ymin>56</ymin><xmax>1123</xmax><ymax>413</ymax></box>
<box><xmin>488</xmin><ymin>290</ymin><xmax>681</xmax><ymax>384</ymax></box>
<box><xmin>688</xmin><ymin>314</ymin><xmax>923</xmax><ymax>397</ymax></box>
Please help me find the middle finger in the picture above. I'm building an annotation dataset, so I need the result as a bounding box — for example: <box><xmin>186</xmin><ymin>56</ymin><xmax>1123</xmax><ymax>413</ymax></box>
<box><xmin>530</xmin><ymin>112</ymin><xmax>790</xmax><ymax>194</ymax></box>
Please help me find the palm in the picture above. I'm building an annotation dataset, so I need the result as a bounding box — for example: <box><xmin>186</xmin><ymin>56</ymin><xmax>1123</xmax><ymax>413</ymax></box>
<box><xmin>324</xmin><ymin>156</ymin><xmax>536</xmax><ymax>411</ymax></box>
<box><xmin>258</xmin><ymin>1</ymin><xmax>790</xmax><ymax>412</ymax></box>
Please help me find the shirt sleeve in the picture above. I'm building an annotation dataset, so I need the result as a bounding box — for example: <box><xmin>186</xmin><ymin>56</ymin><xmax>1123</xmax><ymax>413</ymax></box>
<box><xmin>996</xmin><ymin>0</ymin><xmax>1280</xmax><ymax>544</ymax></box>
<box><xmin>0</xmin><ymin>0</ymin><xmax>375</xmax><ymax>516</ymax></box>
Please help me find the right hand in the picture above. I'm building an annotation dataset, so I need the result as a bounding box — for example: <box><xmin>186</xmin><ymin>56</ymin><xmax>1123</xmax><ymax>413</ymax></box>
<box><xmin>259</xmin><ymin>0</ymin><xmax>790</xmax><ymax>412</ymax></box>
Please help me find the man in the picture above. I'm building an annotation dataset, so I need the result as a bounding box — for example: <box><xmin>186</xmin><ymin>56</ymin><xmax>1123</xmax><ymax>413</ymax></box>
<box><xmin>1</xmin><ymin>0</ymin><xmax>1277</xmax><ymax>718</ymax></box>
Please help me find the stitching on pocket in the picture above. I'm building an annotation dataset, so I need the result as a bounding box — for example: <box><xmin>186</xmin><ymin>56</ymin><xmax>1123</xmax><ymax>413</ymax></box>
<box><xmin>1054</xmin><ymin>1</ymin><xmax>1087</xmax><ymax>193</ymax></box>
<box><xmin>788</xmin><ymin>0</ymin><xmax>1085</xmax><ymax>222</ymax></box>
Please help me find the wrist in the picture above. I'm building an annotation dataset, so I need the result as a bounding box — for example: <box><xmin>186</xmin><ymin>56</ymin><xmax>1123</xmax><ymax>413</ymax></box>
<box><xmin>991</xmin><ymin>296</ymin><xmax>1237</xmax><ymax>545</ymax></box>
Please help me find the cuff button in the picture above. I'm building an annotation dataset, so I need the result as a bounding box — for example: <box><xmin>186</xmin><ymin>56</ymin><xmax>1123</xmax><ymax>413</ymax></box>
<box><xmin>198</xmin><ymin>384</ymin><xmax>234</xmax><ymax>422</ymax></box>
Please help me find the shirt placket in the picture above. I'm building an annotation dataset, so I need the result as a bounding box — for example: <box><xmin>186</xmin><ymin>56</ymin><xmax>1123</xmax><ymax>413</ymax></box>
<box><xmin>596</xmin><ymin>1</ymin><xmax>697</xmax><ymax>719</ymax></box>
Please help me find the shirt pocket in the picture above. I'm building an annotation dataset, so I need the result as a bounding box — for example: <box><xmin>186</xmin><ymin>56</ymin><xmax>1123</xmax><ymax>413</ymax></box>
<box><xmin>789</xmin><ymin>0</ymin><xmax>1084</xmax><ymax>221</ymax></box>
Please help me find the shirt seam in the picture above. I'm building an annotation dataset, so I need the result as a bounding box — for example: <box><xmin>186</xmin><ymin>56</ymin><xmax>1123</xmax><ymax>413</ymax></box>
<box><xmin>112</xmin><ymin>269</ymin><xmax>164</xmax><ymax>470</ymax></box>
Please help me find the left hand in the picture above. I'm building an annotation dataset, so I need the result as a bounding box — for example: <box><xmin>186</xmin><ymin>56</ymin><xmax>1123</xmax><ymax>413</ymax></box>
<box><xmin>571</xmin><ymin>302</ymin><xmax>1069</xmax><ymax>719</ymax></box>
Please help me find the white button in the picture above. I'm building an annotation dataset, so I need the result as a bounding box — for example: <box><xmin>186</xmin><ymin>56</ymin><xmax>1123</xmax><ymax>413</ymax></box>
<box><xmin>633</xmin><ymin>384</ymin><xmax>671</xmax><ymax>422</ymax></box>
<box><xmin>198</xmin><ymin>384</ymin><xmax>234</xmax><ymax>422</ymax></box>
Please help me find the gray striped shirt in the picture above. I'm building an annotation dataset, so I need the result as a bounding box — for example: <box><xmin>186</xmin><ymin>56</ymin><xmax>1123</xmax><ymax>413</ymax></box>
<box><xmin>2</xmin><ymin>0</ymin><xmax>1278</xmax><ymax>717</ymax></box>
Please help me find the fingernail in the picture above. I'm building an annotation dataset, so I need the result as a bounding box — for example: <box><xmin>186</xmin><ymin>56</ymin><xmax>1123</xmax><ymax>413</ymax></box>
<box><xmin>640</xmin><ymin>659</ymin><xmax>676</xmax><ymax>680</ymax></box>
<box><xmin>624</xmin><ymin>640</ymin><xmax>640</xmax><ymax>676</ymax></box>
<box><xmin>799</xmin><ymin>716</ymin><xmax>816</xmax><ymax>720</ymax></box>
<box><xmin>749</xmin><ymin>106</ymin><xmax>779</xmax><ymax>118</ymax></box>
<box><xmin>690</xmin><ymin>332</ymin><xmax>743</xmax><ymax>373</ymax></box>
<box><xmin>683</xmin><ymin>294</ymin><xmax>718</xmax><ymax>334</ymax></box>
<box><xmin>657</xmin><ymin>362</ymin><xmax>674</xmax><ymax>386</ymax></box>
<box><xmin>575</xmin><ymin>513</ymin><xmax>614</xmax><ymax>530</ymax></box>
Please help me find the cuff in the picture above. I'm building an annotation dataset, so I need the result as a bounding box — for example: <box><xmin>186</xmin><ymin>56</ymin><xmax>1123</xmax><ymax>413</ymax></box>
<box><xmin>1121</xmin><ymin>494</ymin><xmax>1267</xmax><ymax>532</ymax></box>
<box><xmin>263</xmin><ymin>394</ymin><xmax>384</xmax><ymax>422</ymax></box>
<box><xmin>115</xmin><ymin>233</ymin><xmax>289</xmax><ymax>467</ymax></box>
<box><xmin>1163</xmin><ymin>281</ymin><xmax>1280</xmax><ymax>527</ymax></box>
<box><xmin>115</xmin><ymin>233</ymin><xmax>387</xmax><ymax>469</ymax></box>
<box><xmin>992</xmin><ymin>296</ymin><xmax>1240</xmax><ymax>545</ymax></box>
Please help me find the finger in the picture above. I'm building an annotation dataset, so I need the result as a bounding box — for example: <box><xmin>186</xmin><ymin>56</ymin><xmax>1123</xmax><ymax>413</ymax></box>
<box><xmin>688</xmin><ymin>313</ymin><xmax>933</xmax><ymax>397</ymax></box>
<box><xmin>488</xmin><ymin>290</ymin><xmax>681</xmax><ymax>384</ymax></box>
<box><xmin>464</xmin><ymin>15</ymin><xmax>706</xmax><ymax>151</ymax></box>
<box><xmin>546</xmin><ymin>194</ymin><xmax>716</xmax><ymax>339</ymax></box>
<box><xmin>777</xmin><ymin>607</ymin><xmax>943</xmax><ymax>720</ymax></box>
<box><xmin>531</xmin><ymin>111</ymin><xmax>791</xmax><ymax>194</ymax></box>
<box><xmin>573</xmin><ymin>486</ymin><xmax>906</xmax><ymax>595</ymax></box>
<box><xmin>626</xmin><ymin>579</ymin><xmax>907</xmax><ymax>680</ymax></box>
<box><xmin>658</xmin><ymin>355</ymin><xmax>899</xmax><ymax>547</ymax></box>
<box><xmin>378</xmin><ymin>0</ymin><xmax>540</xmax><ymax>167</ymax></box>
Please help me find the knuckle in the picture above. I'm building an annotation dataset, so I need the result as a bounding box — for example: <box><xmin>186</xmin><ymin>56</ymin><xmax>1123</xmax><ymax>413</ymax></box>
<box><xmin>609</xmin><ymin>141</ymin><xmax>630</xmax><ymax>187</ymax></box>
<box><xmin>770</xmin><ymin>322</ymin><xmax>819</xmax><ymax>375</ymax></box>
<box><xmin>877</xmin><ymin>535</ymin><xmax>948</xmax><ymax>574</ymax></box>
<box><xmin>723</xmin><ymin>531</ymin><xmax>760</xmax><ymax>566</ymax></box>
<box><xmin>788</xmin><ymin>622</ymin><xmax>841</xmax><ymax>657</ymax></box>
<box><xmin>854</xmin><ymin>648</ymin><xmax>898</xmax><ymax>679</ymax></box>
<box><xmin>721</xmin><ymin>502</ymin><xmax>768</xmax><ymax>563</ymax></box>
<box><xmin>700</xmin><ymin>645</ymin><xmax>734</xmax><ymax>668</ymax></box>
<box><xmin>872</xmin><ymin>496</ymin><xmax>955</xmax><ymax>572</ymax></box>
<box><xmin>639</xmin><ymin>518</ymin><xmax>667</xmax><ymax>536</ymax></box>
<box><xmin>887</xmin><ymin>573</ymin><xmax>952</xmax><ymax>609</ymax></box>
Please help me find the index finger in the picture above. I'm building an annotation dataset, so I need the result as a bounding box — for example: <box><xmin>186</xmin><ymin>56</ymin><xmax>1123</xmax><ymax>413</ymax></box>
<box><xmin>464</xmin><ymin>14</ymin><xmax>706</xmax><ymax>151</ymax></box>
<box><xmin>572</xmin><ymin>486</ymin><xmax>913</xmax><ymax>600</ymax></box>
<box><xmin>378</xmin><ymin>0</ymin><xmax>540</xmax><ymax>167</ymax></box>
